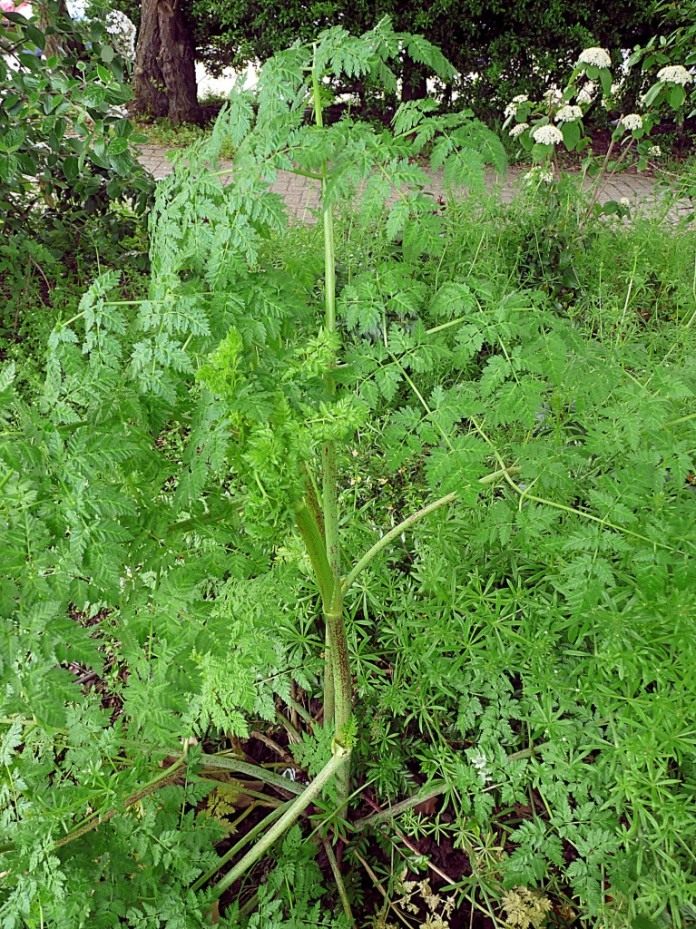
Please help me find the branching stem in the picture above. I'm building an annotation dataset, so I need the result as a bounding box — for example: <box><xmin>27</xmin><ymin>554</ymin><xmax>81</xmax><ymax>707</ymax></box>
<box><xmin>191</xmin><ymin>800</ymin><xmax>292</xmax><ymax>892</ymax></box>
<box><xmin>470</xmin><ymin>415</ymin><xmax>688</xmax><ymax>554</ymax></box>
<box><xmin>198</xmin><ymin>753</ymin><xmax>304</xmax><ymax>797</ymax></box>
<box><xmin>209</xmin><ymin>744</ymin><xmax>350</xmax><ymax>899</ymax></box>
<box><xmin>343</xmin><ymin>492</ymin><xmax>457</xmax><ymax>593</ymax></box>
<box><xmin>52</xmin><ymin>756</ymin><xmax>185</xmax><ymax>851</ymax></box>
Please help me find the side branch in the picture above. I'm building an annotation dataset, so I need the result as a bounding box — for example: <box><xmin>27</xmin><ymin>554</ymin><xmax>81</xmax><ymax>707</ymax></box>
<box><xmin>342</xmin><ymin>492</ymin><xmax>458</xmax><ymax>594</ymax></box>
<box><xmin>341</xmin><ymin>465</ymin><xmax>512</xmax><ymax>594</ymax></box>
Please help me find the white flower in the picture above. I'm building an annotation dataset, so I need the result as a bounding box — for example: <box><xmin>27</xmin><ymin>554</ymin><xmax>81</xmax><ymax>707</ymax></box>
<box><xmin>620</xmin><ymin>197</ymin><xmax>631</xmax><ymax>207</ymax></box>
<box><xmin>532</xmin><ymin>124</ymin><xmax>564</xmax><ymax>145</ymax></box>
<box><xmin>578</xmin><ymin>47</ymin><xmax>612</xmax><ymax>69</ymax></box>
<box><xmin>523</xmin><ymin>165</ymin><xmax>555</xmax><ymax>185</ymax></box>
<box><xmin>648</xmin><ymin>144</ymin><xmax>662</xmax><ymax>157</ymax></box>
<box><xmin>470</xmin><ymin>751</ymin><xmax>491</xmax><ymax>784</ymax></box>
<box><xmin>504</xmin><ymin>94</ymin><xmax>530</xmax><ymax>119</ymax></box>
<box><xmin>555</xmin><ymin>105</ymin><xmax>582</xmax><ymax>123</ymax></box>
<box><xmin>543</xmin><ymin>86</ymin><xmax>563</xmax><ymax>106</ymax></box>
<box><xmin>620</xmin><ymin>113</ymin><xmax>643</xmax><ymax>130</ymax></box>
<box><xmin>610</xmin><ymin>82</ymin><xmax>622</xmax><ymax>97</ymax></box>
<box><xmin>509</xmin><ymin>122</ymin><xmax>529</xmax><ymax>138</ymax></box>
<box><xmin>657</xmin><ymin>65</ymin><xmax>693</xmax><ymax>86</ymax></box>
<box><xmin>576</xmin><ymin>82</ymin><xmax>597</xmax><ymax>105</ymax></box>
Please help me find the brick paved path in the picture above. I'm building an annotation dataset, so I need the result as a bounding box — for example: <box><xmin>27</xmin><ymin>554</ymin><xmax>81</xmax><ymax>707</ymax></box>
<box><xmin>136</xmin><ymin>143</ymin><xmax>691</xmax><ymax>223</ymax></box>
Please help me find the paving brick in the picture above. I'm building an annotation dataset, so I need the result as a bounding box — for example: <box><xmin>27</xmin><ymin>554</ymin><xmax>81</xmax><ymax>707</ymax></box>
<box><xmin>135</xmin><ymin>144</ymin><xmax>692</xmax><ymax>223</ymax></box>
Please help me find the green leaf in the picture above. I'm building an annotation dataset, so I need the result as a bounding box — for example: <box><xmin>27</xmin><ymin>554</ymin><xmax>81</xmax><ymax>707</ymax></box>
<box><xmin>632</xmin><ymin>917</ymin><xmax>662</xmax><ymax>929</ymax></box>
<box><xmin>405</xmin><ymin>34</ymin><xmax>455</xmax><ymax>81</ymax></box>
<box><xmin>63</xmin><ymin>155</ymin><xmax>79</xmax><ymax>182</ymax></box>
<box><xmin>669</xmin><ymin>84</ymin><xmax>686</xmax><ymax>109</ymax></box>
<box><xmin>429</xmin><ymin>281</ymin><xmax>476</xmax><ymax>319</ymax></box>
<box><xmin>0</xmin><ymin>361</ymin><xmax>16</xmax><ymax>393</ymax></box>
<box><xmin>95</xmin><ymin>62</ymin><xmax>112</xmax><ymax>83</ymax></box>
<box><xmin>24</xmin><ymin>23</ymin><xmax>46</xmax><ymax>49</ymax></box>
<box><xmin>108</xmin><ymin>137</ymin><xmax>129</xmax><ymax>156</ymax></box>
<box><xmin>0</xmin><ymin>128</ymin><xmax>25</xmax><ymax>154</ymax></box>
<box><xmin>599</xmin><ymin>67</ymin><xmax>613</xmax><ymax>97</ymax></box>
<box><xmin>642</xmin><ymin>81</ymin><xmax>662</xmax><ymax>108</ymax></box>
<box><xmin>561</xmin><ymin>120</ymin><xmax>581</xmax><ymax>150</ymax></box>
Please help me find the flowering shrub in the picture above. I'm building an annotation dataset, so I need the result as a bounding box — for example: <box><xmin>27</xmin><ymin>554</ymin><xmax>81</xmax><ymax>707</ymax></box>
<box><xmin>627</xmin><ymin>0</ymin><xmax>696</xmax><ymax>120</ymax></box>
<box><xmin>188</xmin><ymin>0</ymin><xmax>663</xmax><ymax>119</ymax></box>
<box><xmin>642</xmin><ymin>63</ymin><xmax>693</xmax><ymax>113</ymax></box>
<box><xmin>503</xmin><ymin>42</ymin><xmax>693</xmax><ymax>176</ymax></box>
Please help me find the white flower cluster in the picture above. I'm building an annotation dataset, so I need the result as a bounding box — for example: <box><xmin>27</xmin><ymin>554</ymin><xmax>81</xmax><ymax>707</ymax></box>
<box><xmin>601</xmin><ymin>83</ymin><xmax>623</xmax><ymax>110</ymax></box>
<box><xmin>532</xmin><ymin>124</ymin><xmax>563</xmax><ymax>145</ymax></box>
<box><xmin>657</xmin><ymin>65</ymin><xmax>693</xmax><ymax>86</ymax></box>
<box><xmin>543</xmin><ymin>87</ymin><xmax>563</xmax><ymax>106</ymax></box>
<box><xmin>576</xmin><ymin>81</ymin><xmax>597</xmax><ymax>105</ymax></box>
<box><xmin>503</xmin><ymin>94</ymin><xmax>529</xmax><ymax>119</ymax></box>
<box><xmin>555</xmin><ymin>105</ymin><xmax>582</xmax><ymax>123</ymax></box>
<box><xmin>620</xmin><ymin>113</ymin><xmax>643</xmax><ymax>131</ymax></box>
<box><xmin>578</xmin><ymin>47</ymin><xmax>612</xmax><ymax>69</ymax></box>
<box><xmin>648</xmin><ymin>144</ymin><xmax>662</xmax><ymax>157</ymax></box>
<box><xmin>509</xmin><ymin>122</ymin><xmax>529</xmax><ymax>138</ymax></box>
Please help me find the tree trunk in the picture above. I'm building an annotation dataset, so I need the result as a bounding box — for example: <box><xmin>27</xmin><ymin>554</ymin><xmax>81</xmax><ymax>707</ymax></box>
<box><xmin>132</xmin><ymin>0</ymin><xmax>200</xmax><ymax>124</ymax></box>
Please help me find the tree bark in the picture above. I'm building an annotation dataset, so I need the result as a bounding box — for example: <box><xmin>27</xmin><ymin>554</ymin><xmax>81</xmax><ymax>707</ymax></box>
<box><xmin>132</xmin><ymin>0</ymin><xmax>200</xmax><ymax>124</ymax></box>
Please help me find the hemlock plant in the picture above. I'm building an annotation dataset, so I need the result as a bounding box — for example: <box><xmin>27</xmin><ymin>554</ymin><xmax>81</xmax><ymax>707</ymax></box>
<box><xmin>1</xmin><ymin>18</ymin><xmax>695</xmax><ymax>929</ymax></box>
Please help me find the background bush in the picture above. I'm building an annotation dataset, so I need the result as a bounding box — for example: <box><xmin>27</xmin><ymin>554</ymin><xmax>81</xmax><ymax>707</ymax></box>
<box><xmin>189</xmin><ymin>0</ymin><xmax>662</xmax><ymax>115</ymax></box>
<box><xmin>0</xmin><ymin>6</ymin><xmax>152</xmax><ymax>235</ymax></box>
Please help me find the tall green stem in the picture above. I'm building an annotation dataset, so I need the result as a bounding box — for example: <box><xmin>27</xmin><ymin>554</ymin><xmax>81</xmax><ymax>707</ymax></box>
<box><xmin>311</xmin><ymin>50</ymin><xmax>352</xmax><ymax>800</ymax></box>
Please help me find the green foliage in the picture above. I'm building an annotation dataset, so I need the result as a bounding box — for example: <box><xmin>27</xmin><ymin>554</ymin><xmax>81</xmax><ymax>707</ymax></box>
<box><xmin>2</xmin><ymin>17</ymin><xmax>695</xmax><ymax>929</ymax></box>
<box><xmin>242</xmin><ymin>828</ymin><xmax>348</xmax><ymax>928</ymax></box>
<box><xmin>338</xmin><ymin>191</ymin><xmax>695</xmax><ymax>925</ymax></box>
<box><xmin>135</xmin><ymin>117</ymin><xmax>214</xmax><ymax>149</ymax></box>
<box><xmin>191</xmin><ymin>0</ymin><xmax>661</xmax><ymax>116</ymax></box>
<box><xmin>627</xmin><ymin>0</ymin><xmax>696</xmax><ymax>119</ymax></box>
<box><xmin>0</xmin><ymin>6</ymin><xmax>152</xmax><ymax>236</ymax></box>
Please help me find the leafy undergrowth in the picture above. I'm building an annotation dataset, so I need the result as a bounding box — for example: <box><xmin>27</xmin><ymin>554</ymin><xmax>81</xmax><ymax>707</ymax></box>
<box><xmin>134</xmin><ymin>116</ymin><xmax>218</xmax><ymax>149</ymax></box>
<box><xmin>0</xmin><ymin>208</ymin><xmax>149</xmax><ymax>389</ymax></box>
<box><xmin>1</xmin><ymin>21</ymin><xmax>695</xmax><ymax>929</ymax></box>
